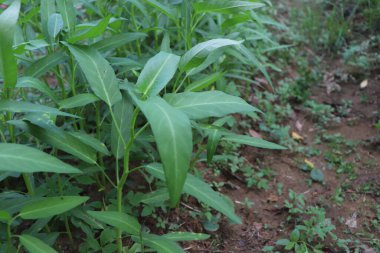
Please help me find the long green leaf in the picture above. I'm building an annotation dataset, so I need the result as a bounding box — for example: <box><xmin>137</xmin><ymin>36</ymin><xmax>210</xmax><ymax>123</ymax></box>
<box><xmin>93</xmin><ymin>32</ymin><xmax>147</xmax><ymax>52</ymax></box>
<box><xmin>20</xmin><ymin>196</ymin><xmax>89</xmax><ymax>219</ymax></box>
<box><xmin>162</xmin><ymin>232</ymin><xmax>210</xmax><ymax>241</ymax></box>
<box><xmin>145</xmin><ymin>163</ymin><xmax>241</xmax><ymax>224</ymax></box>
<box><xmin>133</xmin><ymin>234</ymin><xmax>184</xmax><ymax>253</ymax></box>
<box><xmin>207</xmin><ymin>128</ymin><xmax>221</xmax><ymax>163</ymax></box>
<box><xmin>222</xmin><ymin>133</ymin><xmax>286</xmax><ymax>149</ymax></box>
<box><xmin>67</xmin><ymin>44</ymin><xmax>122</xmax><ymax>106</ymax></box>
<box><xmin>0</xmin><ymin>0</ymin><xmax>20</xmax><ymax>90</ymax></box>
<box><xmin>185</xmin><ymin>72</ymin><xmax>224</xmax><ymax>92</ymax></box>
<box><xmin>40</xmin><ymin>0</ymin><xmax>56</xmax><ymax>41</ymax></box>
<box><xmin>193</xmin><ymin>0</ymin><xmax>265</xmax><ymax>14</ymax></box>
<box><xmin>69</xmin><ymin>131</ymin><xmax>110</xmax><ymax>155</ymax></box>
<box><xmin>56</xmin><ymin>0</ymin><xmax>76</xmax><ymax>33</ymax></box>
<box><xmin>59</xmin><ymin>93</ymin><xmax>100</xmax><ymax>109</ymax></box>
<box><xmin>144</xmin><ymin>0</ymin><xmax>177</xmax><ymax>20</ymax></box>
<box><xmin>27</xmin><ymin>124</ymin><xmax>97</xmax><ymax>164</ymax></box>
<box><xmin>87</xmin><ymin>211</ymin><xmax>141</xmax><ymax>236</ymax></box>
<box><xmin>111</xmin><ymin>93</ymin><xmax>133</xmax><ymax>159</ymax></box>
<box><xmin>47</xmin><ymin>13</ymin><xmax>63</xmax><ymax>39</ymax></box>
<box><xmin>136</xmin><ymin>97</ymin><xmax>192</xmax><ymax>207</ymax></box>
<box><xmin>0</xmin><ymin>143</ymin><xmax>80</xmax><ymax>174</ymax></box>
<box><xmin>25</xmin><ymin>51</ymin><xmax>67</xmax><ymax>77</ymax></box>
<box><xmin>0</xmin><ymin>100</ymin><xmax>78</xmax><ymax>118</ymax></box>
<box><xmin>17</xmin><ymin>77</ymin><xmax>58</xmax><ymax>103</ymax></box>
<box><xmin>179</xmin><ymin>39</ymin><xmax>242</xmax><ymax>72</ymax></box>
<box><xmin>164</xmin><ymin>91</ymin><xmax>260</xmax><ymax>119</ymax></box>
<box><xmin>19</xmin><ymin>234</ymin><xmax>58</xmax><ymax>253</ymax></box>
<box><xmin>135</xmin><ymin>51</ymin><xmax>180</xmax><ymax>98</ymax></box>
<box><xmin>68</xmin><ymin>16</ymin><xmax>110</xmax><ymax>43</ymax></box>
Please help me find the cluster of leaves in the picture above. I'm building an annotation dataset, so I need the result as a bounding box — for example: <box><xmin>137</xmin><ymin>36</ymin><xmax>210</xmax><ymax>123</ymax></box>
<box><xmin>276</xmin><ymin>190</ymin><xmax>350</xmax><ymax>253</ymax></box>
<box><xmin>0</xmin><ymin>0</ymin><xmax>286</xmax><ymax>252</ymax></box>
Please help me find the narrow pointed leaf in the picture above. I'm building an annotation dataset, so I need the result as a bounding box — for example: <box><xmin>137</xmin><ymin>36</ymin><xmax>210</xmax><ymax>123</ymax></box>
<box><xmin>87</xmin><ymin>211</ymin><xmax>141</xmax><ymax>236</ymax></box>
<box><xmin>0</xmin><ymin>144</ymin><xmax>81</xmax><ymax>174</ymax></box>
<box><xmin>25</xmin><ymin>51</ymin><xmax>67</xmax><ymax>77</ymax></box>
<box><xmin>207</xmin><ymin>129</ymin><xmax>221</xmax><ymax>163</ymax></box>
<box><xmin>17</xmin><ymin>77</ymin><xmax>58</xmax><ymax>103</ymax></box>
<box><xmin>20</xmin><ymin>196</ymin><xmax>89</xmax><ymax>219</ymax></box>
<box><xmin>145</xmin><ymin>163</ymin><xmax>241</xmax><ymax>224</ymax></box>
<box><xmin>111</xmin><ymin>93</ymin><xmax>133</xmax><ymax>159</ymax></box>
<box><xmin>0</xmin><ymin>100</ymin><xmax>78</xmax><ymax>118</ymax></box>
<box><xmin>145</xmin><ymin>0</ymin><xmax>177</xmax><ymax>20</ymax></box>
<box><xmin>162</xmin><ymin>232</ymin><xmax>210</xmax><ymax>241</ymax></box>
<box><xmin>185</xmin><ymin>72</ymin><xmax>224</xmax><ymax>92</ymax></box>
<box><xmin>179</xmin><ymin>39</ymin><xmax>242</xmax><ymax>72</ymax></box>
<box><xmin>93</xmin><ymin>32</ymin><xmax>147</xmax><ymax>52</ymax></box>
<box><xmin>27</xmin><ymin>124</ymin><xmax>97</xmax><ymax>164</ymax></box>
<box><xmin>164</xmin><ymin>91</ymin><xmax>260</xmax><ymax>119</ymax></box>
<box><xmin>40</xmin><ymin>0</ymin><xmax>56</xmax><ymax>41</ymax></box>
<box><xmin>137</xmin><ymin>97</ymin><xmax>192</xmax><ymax>207</ymax></box>
<box><xmin>48</xmin><ymin>13</ymin><xmax>63</xmax><ymax>39</ymax></box>
<box><xmin>68</xmin><ymin>16</ymin><xmax>110</xmax><ymax>43</ymax></box>
<box><xmin>139</xmin><ymin>189</ymin><xmax>169</xmax><ymax>205</ymax></box>
<box><xmin>0</xmin><ymin>0</ymin><xmax>21</xmax><ymax>90</ymax></box>
<box><xmin>69</xmin><ymin>131</ymin><xmax>110</xmax><ymax>155</ymax></box>
<box><xmin>135</xmin><ymin>52</ymin><xmax>180</xmax><ymax>98</ymax></box>
<box><xmin>67</xmin><ymin>44</ymin><xmax>122</xmax><ymax>106</ymax></box>
<box><xmin>20</xmin><ymin>234</ymin><xmax>58</xmax><ymax>253</ymax></box>
<box><xmin>133</xmin><ymin>234</ymin><xmax>184</xmax><ymax>253</ymax></box>
<box><xmin>236</xmin><ymin>44</ymin><xmax>273</xmax><ymax>87</ymax></box>
<box><xmin>193</xmin><ymin>0</ymin><xmax>265</xmax><ymax>14</ymax></box>
<box><xmin>222</xmin><ymin>133</ymin><xmax>286</xmax><ymax>149</ymax></box>
<box><xmin>56</xmin><ymin>0</ymin><xmax>76</xmax><ymax>33</ymax></box>
<box><xmin>59</xmin><ymin>93</ymin><xmax>100</xmax><ymax>109</ymax></box>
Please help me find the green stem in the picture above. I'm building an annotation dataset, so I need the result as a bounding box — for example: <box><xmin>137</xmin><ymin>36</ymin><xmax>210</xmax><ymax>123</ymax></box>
<box><xmin>115</xmin><ymin>108</ymin><xmax>141</xmax><ymax>253</ymax></box>
<box><xmin>174</xmin><ymin>73</ymin><xmax>189</xmax><ymax>93</ymax></box>
<box><xmin>22</xmin><ymin>173</ymin><xmax>34</xmax><ymax>195</ymax></box>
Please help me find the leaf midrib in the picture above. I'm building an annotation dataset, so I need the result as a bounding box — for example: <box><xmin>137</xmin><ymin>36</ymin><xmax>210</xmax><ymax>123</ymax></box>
<box><xmin>141</xmin><ymin>54</ymin><xmax>172</xmax><ymax>97</ymax></box>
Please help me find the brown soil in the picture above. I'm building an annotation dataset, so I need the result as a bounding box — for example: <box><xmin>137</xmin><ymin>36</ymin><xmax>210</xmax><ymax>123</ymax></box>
<box><xmin>178</xmin><ymin>70</ymin><xmax>380</xmax><ymax>252</ymax></box>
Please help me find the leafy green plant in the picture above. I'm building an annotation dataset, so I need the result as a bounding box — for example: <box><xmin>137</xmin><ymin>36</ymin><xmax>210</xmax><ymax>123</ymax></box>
<box><xmin>0</xmin><ymin>0</ymin><xmax>286</xmax><ymax>251</ymax></box>
<box><xmin>280</xmin><ymin>191</ymin><xmax>350</xmax><ymax>253</ymax></box>
<box><xmin>277</xmin><ymin>207</ymin><xmax>349</xmax><ymax>253</ymax></box>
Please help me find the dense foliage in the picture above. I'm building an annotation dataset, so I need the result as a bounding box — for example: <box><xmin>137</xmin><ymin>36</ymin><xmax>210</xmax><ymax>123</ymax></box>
<box><xmin>0</xmin><ymin>0</ymin><xmax>285</xmax><ymax>252</ymax></box>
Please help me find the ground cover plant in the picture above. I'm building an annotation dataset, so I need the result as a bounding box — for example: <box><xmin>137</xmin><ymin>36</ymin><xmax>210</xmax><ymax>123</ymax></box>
<box><xmin>0</xmin><ymin>0</ymin><xmax>287</xmax><ymax>252</ymax></box>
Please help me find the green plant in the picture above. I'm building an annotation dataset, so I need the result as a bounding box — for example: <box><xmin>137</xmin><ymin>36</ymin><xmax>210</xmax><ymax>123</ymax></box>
<box><xmin>276</xmin><ymin>206</ymin><xmax>349</xmax><ymax>253</ymax></box>
<box><xmin>0</xmin><ymin>0</ymin><xmax>286</xmax><ymax>252</ymax></box>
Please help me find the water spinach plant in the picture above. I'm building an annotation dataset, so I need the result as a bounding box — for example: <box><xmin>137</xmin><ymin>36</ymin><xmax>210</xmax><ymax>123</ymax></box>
<box><xmin>0</xmin><ymin>0</ymin><xmax>285</xmax><ymax>252</ymax></box>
